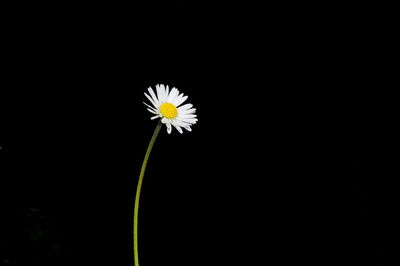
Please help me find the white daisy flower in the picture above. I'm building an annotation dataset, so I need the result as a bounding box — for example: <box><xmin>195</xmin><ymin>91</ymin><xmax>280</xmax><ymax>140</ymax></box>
<box><xmin>143</xmin><ymin>84</ymin><xmax>197</xmax><ymax>134</ymax></box>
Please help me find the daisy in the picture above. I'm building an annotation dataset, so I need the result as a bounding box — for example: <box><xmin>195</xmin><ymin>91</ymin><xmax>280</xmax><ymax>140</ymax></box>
<box><xmin>143</xmin><ymin>84</ymin><xmax>197</xmax><ymax>134</ymax></box>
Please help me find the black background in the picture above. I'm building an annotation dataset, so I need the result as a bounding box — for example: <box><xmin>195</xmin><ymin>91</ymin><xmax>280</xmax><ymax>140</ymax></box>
<box><xmin>1</xmin><ymin>1</ymin><xmax>398</xmax><ymax>266</ymax></box>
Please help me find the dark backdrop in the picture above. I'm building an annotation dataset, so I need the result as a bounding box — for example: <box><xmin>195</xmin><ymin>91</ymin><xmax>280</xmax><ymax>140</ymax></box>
<box><xmin>1</xmin><ymin>1</ymin><xmax>397</xmax><ymax>266</ymax></box>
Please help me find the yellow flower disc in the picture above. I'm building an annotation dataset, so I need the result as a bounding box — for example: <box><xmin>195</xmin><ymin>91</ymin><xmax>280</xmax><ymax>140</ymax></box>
<box><xmin>160</xmin><ymin>102</ymin><xmax>178</xmax><ymax>119</ymax></box>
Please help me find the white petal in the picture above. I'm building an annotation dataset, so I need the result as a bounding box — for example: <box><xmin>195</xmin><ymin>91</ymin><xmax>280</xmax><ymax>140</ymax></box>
<box><xmin>176</xmin><ymin>126</ymin><xmax>183</xmax><ymax>134</ymax></box>
<box><xmin>165</xmin><ymin>85</ymin><xmax>170</xmax><ymax>99</ymax></box>
<box><xmin>148</xmin><ymin>87</ymin><xmax>160</xmax><ymax>106</ymax></box>
<box><xmin>179</xmin><ymin>108</ymin><xmax>196</xmax><ymax>115</ymax></box>
<box><xmin>177</xmin><ymin>104</ymin><xmax>193</xmax><ymax>112</ymax></box>
<box><xmin>172</xmin><ymin>94</ymin><xmax>188</xmax><ymax>107</ymax></box>
<box><xmin>156</xmin><ymin>84</ymin><xmax>164</xmax><ymax>103</ymax></box>
<box><xmin>178</xmin><ymin>118</ymin><xmax>197</xmax><ymax>124</ymax></box>
<box><xmin>179</xmin><ymin>120</ymin><xmax>196</xmax><ymax>124</ymax></box>
<box><xmin>179</xmin><ymin>114</ymin><xmax>197</xmax><ymax>118</ymax></box>
<box><xmin>158</xmin><ymin>84</ymin><xmax>167</xmax><ymax>103</ymax></box>
<box><xmin>147</xmin><ymin>108</ymin><xmax>158</xmax><ymax>114</ymax></box>
<box><xmin>171</xmin><ymin>121</ymin><xmax>183</xmax><ymax>134</ymax></box>
<box><xmin>151</xmin><ymin>115</ymin><xmax>161</xmax><ymax>120</ymax></box>
<box><xmin>167</xmin><ymin>88</ymin><xmax>179</xmax><ymax>103</ymax></box>
<box><xmin>143</xmin><ymin>102</ymin><xmax>158</xmax><ymax>112</ymax></box>
<box><xmin>173</xmin><ymin>119</ymin><xmax>192</xmax><ymax>127</ymax></box>
<box><xmin>165</xmin><ymin>121</ymin><xmax>172</xmax><ymax>134</ymax></box>
<box><xmin>144</xmin><ymin>93</ymin><xmax>157</xmax><ymax>108</ymax></box>
<box><xmin>161</xmin><ymin>117</ymin><xmax>168</xmax><ymax>124</ymax></box>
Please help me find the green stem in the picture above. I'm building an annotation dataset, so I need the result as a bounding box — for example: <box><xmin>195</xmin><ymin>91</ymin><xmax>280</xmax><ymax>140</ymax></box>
<box><xmin>134</xmin><ymin>121</ymin><xmax>162</xmax><ymax>266</ymax></box>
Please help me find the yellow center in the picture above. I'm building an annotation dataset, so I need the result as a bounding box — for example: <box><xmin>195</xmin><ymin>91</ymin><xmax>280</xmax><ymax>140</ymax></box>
<box><xmin>160</xmin><ymin>102</ymin><xmax>178</xmax><ymax>119</ymax></box>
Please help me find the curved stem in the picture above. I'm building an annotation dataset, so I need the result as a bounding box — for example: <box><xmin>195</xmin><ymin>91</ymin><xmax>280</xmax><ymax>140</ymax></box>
<box><xmin>134</xmin><ymin>121</ymin><xmax>162</xmax><ymax>266</ymax></box>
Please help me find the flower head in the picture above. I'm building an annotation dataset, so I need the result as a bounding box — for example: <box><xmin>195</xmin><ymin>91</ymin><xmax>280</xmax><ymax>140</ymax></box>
<box><xmin>144</xmin><ymin>84</ymin><xmax>197</xmax><ymax>134</ymax></box>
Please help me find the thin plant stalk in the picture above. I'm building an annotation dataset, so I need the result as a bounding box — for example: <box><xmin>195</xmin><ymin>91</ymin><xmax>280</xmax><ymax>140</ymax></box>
<box><xmin>134</xmin><ymin>120</ymin><xmax>162</xmax><ymax>266</ymax></box>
